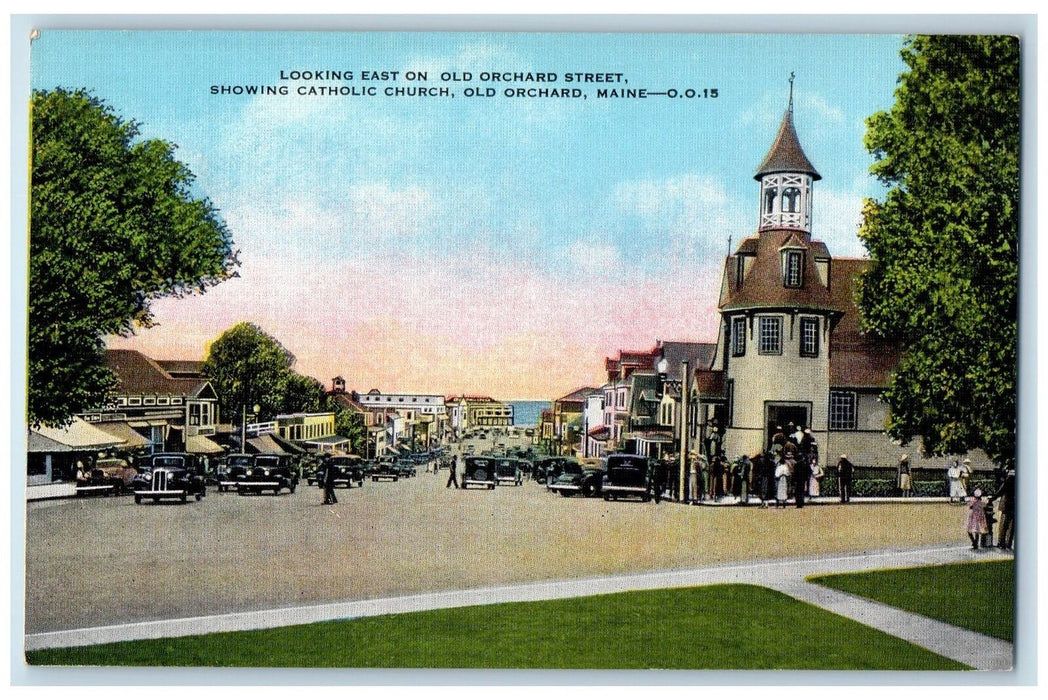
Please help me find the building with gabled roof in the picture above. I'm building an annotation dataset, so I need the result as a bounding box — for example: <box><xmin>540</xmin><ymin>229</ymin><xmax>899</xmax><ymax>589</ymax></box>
<box><xmin>77</xmin><ymin>348</ymin><xmax>223</xmax><ymax>455</ymax></box>
<box><xmin>698</xmin><ymin>86</ymin><xmax>987</xmax><ymax>469</ymax></box>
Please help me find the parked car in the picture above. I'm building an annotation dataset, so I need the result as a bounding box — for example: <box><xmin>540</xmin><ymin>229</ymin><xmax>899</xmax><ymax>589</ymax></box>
<box><xmin>533</xmin><ymin>457</ymin><xmax>579</xmax><ymax>488</ymax></box>
<box><xmin>551</xmin><ymin>461</ymin><xmax>604</xmax><ymax>497</ymax></box>
<box><xmin>132</xmin><ymin>453</ymin><xmax>207</xmax><ymax>504</ymax></box>
<box><xmin>371</xmin><ymin>458</ymin><xmax>400</xmax><ymax>481</ymax></box>
<box><xmin>237</xmin><ymin>453</ymin><xmax>299</xmax><ymax>495</ymax></box>
<box><xmin>218</xmin><ymin>454</ymin><xmax>254</xmax><ymax>492</ymax></box>
<box><xmin>316</xmin><ymin>455</ymin><xmax>368</xmax><ymax>488</ymax></box>
<box><xmin>395</xmin><ymin>458</ymin><xmax>418</xmax><ymax>478</ymax></box>
<box><xmin>601</xmin><ymin>453</ymin><xmax>654</xmax><ymax>502</ymax></box>
<box><xmin>494</xmin><ymin>458</ymin><xmax>524</xmax><ymax>486</ymax></box>
<box><xmin>461</xmin><ymin>456</ymin><xmax>497</xmax><ymax>490</ymax></box>
<box><xmin>76</xmin><ymin>458</ymin><xmax>137</xmax><ymax>496</ymax></box>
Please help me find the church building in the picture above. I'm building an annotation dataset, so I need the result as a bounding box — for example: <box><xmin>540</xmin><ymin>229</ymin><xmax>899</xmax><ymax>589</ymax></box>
<box><xmin>696</xmin><ymin>85</ymin><xmax>991</xmax><ymax>469</ymax></box>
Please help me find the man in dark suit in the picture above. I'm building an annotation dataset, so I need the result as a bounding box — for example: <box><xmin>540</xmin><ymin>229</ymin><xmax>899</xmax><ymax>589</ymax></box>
<box><xmin>322</xmin><ymin>463</ymin><xmax>338</xmax><ymax>505</ymax></box>
<box><xmin>837</xmin><ymin>454</ymin><xmax>854</xmax><ymax>503</ymax></box>
<box><xmin>791</xmin><ymin>450</ymin><xmax>810</xmax><ymax>508</ymax></box>
<box><xmin>446</xmin><ymin>454</ymin><xmax>461</xmax><ymax>489</ymax></box>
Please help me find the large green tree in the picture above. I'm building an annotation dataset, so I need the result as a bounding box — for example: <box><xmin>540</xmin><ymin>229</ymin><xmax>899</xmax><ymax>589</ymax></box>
<box><xmin>29</xmin><ymin>88</ymin><xmax>238</xmax><ymax>426</ymax></box>
<box><xmin>201</xmin><ymin>322</ymin><xmax>297</xmax><ymax>424</ymax></box>
<box><xmin>857</xmin><ymin>35</ymin><xmax>1020</xmax><ymax>467</ymax></box>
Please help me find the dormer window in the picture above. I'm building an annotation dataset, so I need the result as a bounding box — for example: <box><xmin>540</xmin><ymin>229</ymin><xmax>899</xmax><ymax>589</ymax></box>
<box><xmin>781</xmin><ymin>249</ymin><xmax>804</xmax><ymax>287</ymax></box>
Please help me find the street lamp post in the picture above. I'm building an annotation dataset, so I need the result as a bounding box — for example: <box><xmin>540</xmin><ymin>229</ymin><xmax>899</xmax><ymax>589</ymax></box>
<box><xmin>241</xmin><ymin>402</ymin><xmax>260</xmax><ymax>452</ymax></box>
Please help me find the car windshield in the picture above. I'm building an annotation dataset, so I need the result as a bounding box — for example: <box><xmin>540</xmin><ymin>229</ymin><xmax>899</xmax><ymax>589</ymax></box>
<box><xmin>329</xmin><ymin>458</ymin><xmax>357</xmax><ymax>467</ymax></box>
<box><xmin>254</xmin><ymin>456</ymin><xmax>281</xmax><ymax>468</ymax></box>
<box><xmin>560</xmin><ymin>463</ymin><xmax>583</xmax><ymax>475</ymax></box>
<box><xmin>154</xmin><ymin>456</ymin><xmax>187</xmax><ymax>468</ymax></box>
<box><xmin>227</xmin><ymin>456</ymin><xmax>253</xmax><ymax>467</ymax></box>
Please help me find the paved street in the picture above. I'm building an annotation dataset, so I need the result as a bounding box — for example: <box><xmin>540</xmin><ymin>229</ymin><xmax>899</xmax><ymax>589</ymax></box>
<box><xmin>25</xmin><ymin>455</ymin><xmax>983</xmax><ymax>641</ymax></box>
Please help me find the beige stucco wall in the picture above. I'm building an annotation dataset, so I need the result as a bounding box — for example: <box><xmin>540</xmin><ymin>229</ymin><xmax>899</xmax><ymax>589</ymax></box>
<box><xmin>723</xmin><ymin>312</ymin><xmax>829</xmax><ymax>457</ymax></box>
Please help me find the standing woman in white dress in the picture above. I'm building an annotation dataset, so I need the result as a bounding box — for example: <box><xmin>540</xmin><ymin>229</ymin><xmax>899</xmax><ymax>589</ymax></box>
<box><xmin>947</xmin><ymin>459</ymin><xmax>966</xmax><ymax>503</ymax></box>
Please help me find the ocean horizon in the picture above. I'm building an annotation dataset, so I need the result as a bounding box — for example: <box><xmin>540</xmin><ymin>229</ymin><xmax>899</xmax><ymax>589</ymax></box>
<box><xmin>509</xmin><ymin>400</ymin><xmax>550</xmax><ymax>427</ymax></box>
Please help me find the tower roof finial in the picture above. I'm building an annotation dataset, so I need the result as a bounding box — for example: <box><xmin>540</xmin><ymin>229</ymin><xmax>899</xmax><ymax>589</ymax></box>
<box><xmin>788</xmin><ymin>72</ymin><xmax>795</xmax><ymax>112</ymax></box>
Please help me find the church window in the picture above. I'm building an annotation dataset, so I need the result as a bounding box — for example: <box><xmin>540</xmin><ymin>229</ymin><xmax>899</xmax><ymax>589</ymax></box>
<box><xmin>782</xmin><ymin>187</ymin><xmax>801</xmax><ymax>213</ymax></box>
<box><xmin>758</xmin><ymin>317</ymin><xmax>782</xmax><ymax>355</ymax></box>
<box><xmin>731</xmin><ymin>317</ymin><xmax>746</xmax><ymax>356</ymax></box>
<box><xmin>764</xmin><ymin>187</ymin><xmax>777</xmax><ymax>214</ymax></box>
<box><xmin>829</xmin><ymin>391</ymin><xmax>857</xmax><ymax>430</ymax></box>
<box><xmin>800</xmin><ymin>317</ymin><xmax>819</xmax><ymax>357</ymax></box>
<box><xmin>784</xmin><ymin>250</ymin><xmax>803</xmax><ymax>287</ymax></box>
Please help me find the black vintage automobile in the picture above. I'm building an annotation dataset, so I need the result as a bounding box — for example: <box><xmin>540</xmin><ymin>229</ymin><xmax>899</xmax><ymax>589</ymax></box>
<box><xmin>601</xmin><ymin>453</ymin><xmax>654</xmax><ymax>502</ymax></box>
<box><xmin>551</xmin><ymin>461</ymin><xmax>604</xmax><ymax>497</ymax></box>
<box><xmin>371</xmin><ymin>457</ymin><xmax>400</xmax><ymax>482</ymax></box>
<box><xmin>395</xmin><ymin>458</ymin><xmax>417</xmax><ymax>478</ymax></box>
<box><xmin>132</xmin><ymin>453</ymin><xmax>207</xmax><ymax>504</ymax></box>
<box><xmin>217</xmin><ymin>454</ymin><xmax>254</xmax><ymax>492</ymax></box>
<box><xmin>315</xmin><ymin>455</ymin><xmax>367</xmax><ymax>488</ymax></box>
<box><xmin>461</xmin><ymin>456</ymin><xmax>497</xmax><ymax>490</ymax></box>
<box><xmin>237</xmin><ymin>453</ymin><xmax>299</xmax><ymax>495</ymax></box>
<box><xmin>494</xmin><ymin>458</ymin><xmax>525</xmax><ymax>486</ymax></box>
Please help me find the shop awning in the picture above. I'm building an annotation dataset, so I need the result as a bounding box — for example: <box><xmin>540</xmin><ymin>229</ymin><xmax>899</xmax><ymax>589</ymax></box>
<box><xmin>127</xmin><ymin>419</ymin><xmax>168</xmax><ymax>428</ymax></box>
<box><xmin>27</xmin><ymin>417</ymin><xmax>126</xmax><ymax>453</ymax></box>
<box><xmin>301</xmin><ymin>435</ymin><xmax>350</xmax><ymax>447</ymax></box>
<box><xmin>186</xmin><ymin>434</ymin><xmax>224</xmax><ymax>454</ymax></box>
<box><xmin>247</xmin><ymin>433</ymin><xmax>289</xmax><ymax>455</ymax></box>
<box><xmin>93</xmin><ymin>421</ymin><xmax>151</xmax><ymax>448</ymax></box>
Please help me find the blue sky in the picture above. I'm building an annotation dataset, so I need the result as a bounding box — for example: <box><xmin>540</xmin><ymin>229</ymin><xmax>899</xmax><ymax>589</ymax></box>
<box><xmin>29</xmin><ymin>31</ymin><xmax>908</xmax><ymax>398</ymax></box>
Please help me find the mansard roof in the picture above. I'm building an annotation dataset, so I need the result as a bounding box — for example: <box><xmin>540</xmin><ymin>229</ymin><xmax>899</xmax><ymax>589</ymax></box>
<box><xmin>754</xmin><ymin>108</ymin><xmax>821</xmax><ymax>181</ymax></box>
<box><xmin>720</xmin><ymin>229</ymin><xmax>839</xmax><ymax>313</ymax></box>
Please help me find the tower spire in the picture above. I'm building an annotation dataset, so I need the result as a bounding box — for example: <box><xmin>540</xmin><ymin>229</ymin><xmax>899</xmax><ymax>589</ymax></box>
<box><xmin>788</xmin><ymin>72</ymin><xmax>795</xmax><ymax>112</ymax></box>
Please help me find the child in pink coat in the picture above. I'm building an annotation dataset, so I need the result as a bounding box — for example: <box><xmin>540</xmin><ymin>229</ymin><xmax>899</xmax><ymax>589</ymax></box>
<box><xmin>965</xmin><ymin>489</ymin><xmax>989</xmax><ymax>549</ymax></box>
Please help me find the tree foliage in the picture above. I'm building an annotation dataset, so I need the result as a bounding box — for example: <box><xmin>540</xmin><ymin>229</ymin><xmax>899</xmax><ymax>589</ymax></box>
<box><xmin>857</xmin><ymin>36</ymin><xmax>1020</xmax><ymax>467</ymax></box>
<box><xmin>201</xmin><ymin>322</ymin><xmax>297</xmax><ymax>422</ymax></box>
<box><xmin>29</xmin><ymin>88</ymin><xmax>238</xmax><ymax>426</ymax></box>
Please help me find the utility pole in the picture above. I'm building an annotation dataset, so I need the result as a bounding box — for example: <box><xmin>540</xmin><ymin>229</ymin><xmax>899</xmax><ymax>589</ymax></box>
<box><xmin>679</xmin><ymin>360</ymin><xmax>690</xmax><ymax>502</ymax></box>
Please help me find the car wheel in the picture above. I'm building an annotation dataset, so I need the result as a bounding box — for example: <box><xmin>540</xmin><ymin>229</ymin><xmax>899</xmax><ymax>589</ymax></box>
<box><xmin>357</xmin><ymin>480</ymin><xmax>364</xmax><ymax>487</ymax></box>
<box><xmin>582</xmin><ymin>481</ymin><xmax>597</xmax><ymax>498</ymax></box>
<box><xmin>489</xmin><ymin>484</ymin><xmax>495</xmax><ymax>490</ymax></box>
<box><xmin>134</xmin><ymin>494</ymin><xmax>142</xmax><ymax>504</ymax></box>
<box><xmin>560</xmin><ymin>489</ymin><xmax>573</xmax><ymax>497</ymax></box>
<box><xmin>152</xmin><ymin>497</ymin><xmax>160</xmax><ymax>504</ymax></box>
<box><xmin>195</xmin><ymin>492</ymin><xmax>203</xmax><ymax>501</ymax></box>
<box><xmin>289</xmin><ymin>484</ymin><xmax>296</xmax><ymax>494</ymax></box>
<box><xmin>642</xmin><ymin>494</ymin><xmax>651</xmax><ymax>503</ymax></box>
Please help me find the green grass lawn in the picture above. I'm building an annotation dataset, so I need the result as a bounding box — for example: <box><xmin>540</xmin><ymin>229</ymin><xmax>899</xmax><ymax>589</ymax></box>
<box><xmin>809</xmin><ymin>559</ymin><xmax>1014</xmax><ymax>642</ymax></box>
<box><xmin>27</xmin><ymin>584</ymin><xmax>965</xmax><ymax>670</ymax></box>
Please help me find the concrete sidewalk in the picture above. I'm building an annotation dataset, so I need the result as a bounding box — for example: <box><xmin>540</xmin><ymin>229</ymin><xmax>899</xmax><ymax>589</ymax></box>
<box><xmin>24</xmin><ymin>544</ymin><xmax>1014</xmax><ymax>670</ymax></box>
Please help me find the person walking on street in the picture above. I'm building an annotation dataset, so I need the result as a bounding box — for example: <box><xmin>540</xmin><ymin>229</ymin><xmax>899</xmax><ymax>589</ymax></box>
<box><xmin>990</xmin><ymin>469</ymin><xmax>1015</xmax><ymax>550</ymax></box>
<box><xmin>322</xmin><ymin>463</ymin><xmax>338</xmax><ymax>505</ymax></box>
<box><xmin>965</xmin><ymin>488</ymin><xmax>989</xmax><ymax>549</ymax></box>
<box><xmin>837</xmin><ymin>454</ymin><xmax>853</xmax><ymax>503</ymax></box>
<box><xmin>446</xmin><ymin>454</ymin><xmax>461</xmax><ymax>489</ymax></box>
<box><xmin>897</xmin><ymin>454</ymin><xmax>913</xmax><ymax>497</ymax></box>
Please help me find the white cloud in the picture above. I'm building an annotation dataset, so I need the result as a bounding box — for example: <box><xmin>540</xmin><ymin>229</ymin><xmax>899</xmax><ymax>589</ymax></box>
<box><xmin>814</xmin><ymin>186</ymin><xmax>868</xmax><ymax>258</ymax></box>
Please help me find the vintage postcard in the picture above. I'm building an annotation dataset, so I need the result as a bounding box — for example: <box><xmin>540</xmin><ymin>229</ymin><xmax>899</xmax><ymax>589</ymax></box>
<box><xmin>15</xmin><ymin>20</ymin><xmax>1026</xmax><ymax>683</ymax></box>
